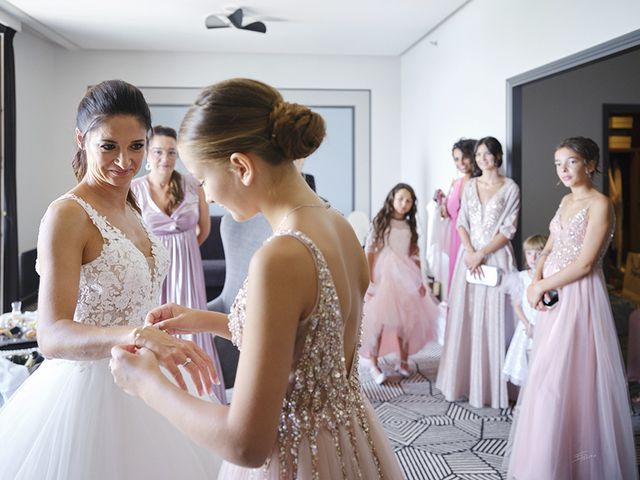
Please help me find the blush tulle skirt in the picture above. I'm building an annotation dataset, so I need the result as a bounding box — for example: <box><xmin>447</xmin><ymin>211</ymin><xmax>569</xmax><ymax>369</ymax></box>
<box><xmin>360</xmin><ymin>248</ymin><xmax>438</xmax><ymax>358</ymax></box>
<box><xmin>506</xmin><ymin>269</ymin><xmax>638</xmax><ymax>480</ymax></box>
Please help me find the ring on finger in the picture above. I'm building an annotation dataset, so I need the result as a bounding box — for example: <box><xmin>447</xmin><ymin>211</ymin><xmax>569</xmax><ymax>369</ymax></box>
<box><xmin>182</xmin><ymin>357</ymin><xmax>193</xmax><ymax>367</ymax></box>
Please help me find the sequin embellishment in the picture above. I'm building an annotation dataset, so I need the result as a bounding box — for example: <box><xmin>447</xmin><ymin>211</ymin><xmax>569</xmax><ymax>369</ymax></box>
<box><xmin>228</xmin><ymin>229</ymin><xmax>386</xmax><ymax>479</ymax></box>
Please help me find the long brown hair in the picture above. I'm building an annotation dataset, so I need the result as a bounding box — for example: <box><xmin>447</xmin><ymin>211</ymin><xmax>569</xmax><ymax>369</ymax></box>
<box><xmin>371</xmin><ymin>183</ymin><xmax>419</xmax><ymax>256</ymax></box>
<box><xmin>73</xmin><ymin>80</ymin><xmax>151</xmax><ymax>213</ymax></box>
<box><xmin>178</xmin><ymin>78</ymin><xmax>326</xmax><ymax>166</ymax></box>
<box><xmin>150</xmin><ymin>125</ymin><xmax>183</xmax><ymax>214</ymax></box>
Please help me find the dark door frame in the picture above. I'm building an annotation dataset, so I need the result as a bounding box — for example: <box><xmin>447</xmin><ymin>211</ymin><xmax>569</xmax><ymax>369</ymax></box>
<box><xmin>505</xmin><ymin>28</ymin><xmax>640</xmax><ymax>256</ymax></box>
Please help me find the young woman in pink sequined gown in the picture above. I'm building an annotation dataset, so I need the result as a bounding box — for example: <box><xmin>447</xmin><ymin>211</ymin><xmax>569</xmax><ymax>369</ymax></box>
<box><xmin>110</xmin><ymin>78</ymin><xmax>403</xmax><ymax>479</ymax></box>
<box><xmin>506</xmin><ymin>137</ymin><xmax>638</xmax><ymax>480</ymax></box>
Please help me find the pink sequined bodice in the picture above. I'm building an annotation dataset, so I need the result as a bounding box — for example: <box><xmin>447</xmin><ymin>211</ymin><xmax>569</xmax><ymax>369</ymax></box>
<box><xmin>544</xmin><ymin>205</ymin><xmax>613</xmax><ymax>277</ymax></box>
<box><xmin>228</xmin><ymin>229</ymin><xmax>384</xmax><ymax>478</ymax></box>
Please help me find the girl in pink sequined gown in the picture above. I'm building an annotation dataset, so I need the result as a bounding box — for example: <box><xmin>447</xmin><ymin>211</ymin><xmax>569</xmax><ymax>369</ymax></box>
<box><xmin>110</xmin><ymin>78</ymin><xmax>403</xmax><ymax>479</ymax></box>
<box><xmin>131</xmin><ymin>126</ymin><xmax>226</xmax><ymax>403</ymax></box>
<box><xmin>361</xmin><ymin>183</ymin><xmax>438</xmax><ymax>384</ymax></box>
<box><xmin>507</xmin><ymin>137</ymin><xmax>638</xmax><ymax>480</ymax></box>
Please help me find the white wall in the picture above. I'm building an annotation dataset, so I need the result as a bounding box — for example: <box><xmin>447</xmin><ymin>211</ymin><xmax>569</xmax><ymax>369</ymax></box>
<box><xmin>14</xmin><ymin>29</ymin><xmax>57</xmax><ymax>255</ymax></box>
<box><xmin>401</xmin><ymin>0</ymin><xmax>640</xmax><ymax>221</ymax></box>
<box><xmin>14</xmin><ymin>32</ymin><xmax>401</xmax><ymax>252</ymax></box>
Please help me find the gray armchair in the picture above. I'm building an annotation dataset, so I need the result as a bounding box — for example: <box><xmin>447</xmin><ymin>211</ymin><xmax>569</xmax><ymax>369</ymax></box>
<box><xmin>208</xmin><ymin>213</ymin><xmax>272</xmax><ymax>389</ymax></box>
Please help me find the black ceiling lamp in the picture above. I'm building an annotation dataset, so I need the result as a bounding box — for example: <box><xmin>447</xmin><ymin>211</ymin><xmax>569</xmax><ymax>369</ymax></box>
<box><xmin>205</xmin><ymin>8</ymin><xmax>267</xmax><ymax>34</ymax></box>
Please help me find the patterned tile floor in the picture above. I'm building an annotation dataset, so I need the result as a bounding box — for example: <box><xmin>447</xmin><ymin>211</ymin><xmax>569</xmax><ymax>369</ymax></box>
<box><xmin>361</xmin><ymin>343</ymin><xmax>640</xmax><ymax>480</ymax></box>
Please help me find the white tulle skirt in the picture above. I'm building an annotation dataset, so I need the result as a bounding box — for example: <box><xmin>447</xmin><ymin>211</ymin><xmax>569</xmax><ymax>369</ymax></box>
<box><xmin>0</xmin><ymin>358</ymin><xmax>221</xmax><ymax>480</ymax></box>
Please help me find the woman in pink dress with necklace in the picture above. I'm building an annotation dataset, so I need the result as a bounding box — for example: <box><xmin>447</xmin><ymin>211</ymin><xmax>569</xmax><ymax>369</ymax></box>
<box><xmin>436</xmin><ymin>136</ymin><xmax>519</xmax><ymax>409</ymax></box>
<box><xmin>132</xmin><ymin>126</ymin><xmax>226</xmax><ymax>403</ymax></box>
<box><xmin>436</xmin><ymin>138</ymin><xmax>479</xmax><ymax>289</ymax></box>
<box><xmin>506</xmin><ymin>137</ymin><xmax>637</xmax><ymax>480</ymax></box>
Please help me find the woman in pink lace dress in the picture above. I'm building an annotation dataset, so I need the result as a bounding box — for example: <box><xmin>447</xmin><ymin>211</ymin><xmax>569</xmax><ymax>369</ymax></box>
<box><xmin>111</xmin><ymin>78</ymin><xmax>402</xmax><ymax>479</ymax></box>
<box><xmin>506</xmin><ymin>137</ymin><xmax>637</xmax><ymax>480</ymax></box>
<box><xmin>131</xmin><ymin>126</ymin><xmax>226</xmax><ymax>403</ymax></box>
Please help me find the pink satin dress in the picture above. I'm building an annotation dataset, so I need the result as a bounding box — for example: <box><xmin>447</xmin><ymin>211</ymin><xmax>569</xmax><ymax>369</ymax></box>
<box><xmin>132</xmin><ymin>174</ymin><xmax>227</xmax><ymax>404</ymax></box>
<box><xmin>445</xmin><ymin>177</ymin><xmax>464</xmax><ymax>289</ymax></box>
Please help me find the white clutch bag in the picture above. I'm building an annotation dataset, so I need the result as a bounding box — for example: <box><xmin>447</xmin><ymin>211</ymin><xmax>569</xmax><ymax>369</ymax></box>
<box><xmin>465</xmin><ymin>266</ymin><xmax>501</xmax><ymax>287</ymax></box>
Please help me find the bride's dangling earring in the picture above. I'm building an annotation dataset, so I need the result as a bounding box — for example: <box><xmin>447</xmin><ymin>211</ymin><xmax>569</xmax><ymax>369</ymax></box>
<box><xmin>145</xmin><ymin>161</ymin><xmax>151</xmax><ymax>171</ymax></box>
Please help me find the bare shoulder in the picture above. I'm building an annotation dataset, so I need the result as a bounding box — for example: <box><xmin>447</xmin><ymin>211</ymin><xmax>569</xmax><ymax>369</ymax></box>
<box><xmin>588</xmin><ymin>192</ymin><xmax>612</xmax><ymax>217</ymax></box>
<box><xmin>249</xmin><ymin>233</ymin><xmax>315</xmax><ymax>285</ymax></box>
<box><xmin>39</xmin><ymin>198</ymin><xmax>92</xmax><ymax>247</ymax></box>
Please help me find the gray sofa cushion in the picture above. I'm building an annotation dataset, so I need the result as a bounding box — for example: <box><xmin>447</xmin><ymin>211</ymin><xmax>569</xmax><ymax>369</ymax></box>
<box><xmin>209</xmin><ymin>213</ymin><xmax>272</xmax><ymax>388</ymax></box>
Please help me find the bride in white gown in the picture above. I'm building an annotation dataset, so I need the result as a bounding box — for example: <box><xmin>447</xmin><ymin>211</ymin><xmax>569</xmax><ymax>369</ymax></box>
<box><xmin>0</xmin><ymin>80</ymin><xmax>221</xmax><ymax>480</ymax></box>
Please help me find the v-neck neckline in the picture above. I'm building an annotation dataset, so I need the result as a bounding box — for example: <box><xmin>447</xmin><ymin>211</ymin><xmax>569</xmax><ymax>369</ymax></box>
<box><xmin>557</xmin><ymin>205</ymin><xmax>588</xmax><ymax>230</ymax></box>
<box><xmin>69</xmin><ymin>193</ymin><xmax>157</xmax><ymax>276</ymax></box>
<box><xmin>145</xmin><ymin>176</ymin><xmax>182</xmax><ymax>219</ymax></box>
<box><xmin>474</xmin><ymin>177</ymin><xmax>508</xmax><ymax>207</ymax></box>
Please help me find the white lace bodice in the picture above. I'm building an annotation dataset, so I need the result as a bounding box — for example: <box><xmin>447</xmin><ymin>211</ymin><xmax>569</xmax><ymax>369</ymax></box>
<box><xmin>37</xmin><ymin>194</ymin><xmax>169</xmax><ymax>327</ymax></box>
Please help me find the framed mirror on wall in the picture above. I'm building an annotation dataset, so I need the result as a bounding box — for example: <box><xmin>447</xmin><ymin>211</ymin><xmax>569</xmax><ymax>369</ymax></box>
<box><xmin>139</xmin><ymin>86</ymin><xmax>371</xmax><ymax>218</ymax></box>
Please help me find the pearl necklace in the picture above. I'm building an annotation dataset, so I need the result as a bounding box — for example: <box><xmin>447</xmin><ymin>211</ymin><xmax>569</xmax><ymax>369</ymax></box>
<box><xmin>275</xmin><ymin>203</ymin><xmax>328</xmax><ymax>231</ymax></box>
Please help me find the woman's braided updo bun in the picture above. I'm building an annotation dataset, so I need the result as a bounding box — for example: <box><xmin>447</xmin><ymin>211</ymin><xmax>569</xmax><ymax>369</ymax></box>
<box><xmin>269</xmin><ymin>101</ymin><xmax>325</xmax><ymax>161</ymax></box>
<box><xmin>179</xmin><ymin>78</ymin><xmax>325</xmax><ymax>166</ymax></box>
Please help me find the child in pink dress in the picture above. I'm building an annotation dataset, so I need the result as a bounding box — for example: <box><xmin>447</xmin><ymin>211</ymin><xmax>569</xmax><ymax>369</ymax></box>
<box><xmin>506</xmin><ymin>137</ymin><xmax>637</xmax><ymax>480</ymax></box>
<box><xmin>361</xmin><ymin>183</ymin><xmax>438</xmax><ymax>384</ymax></box>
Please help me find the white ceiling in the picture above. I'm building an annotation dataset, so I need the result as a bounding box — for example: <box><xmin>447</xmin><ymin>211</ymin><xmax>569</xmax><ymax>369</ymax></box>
<box><xmin>2</xmin><ymin>0</ymin><xmax>469</xmax><ymax>56</ymax></box>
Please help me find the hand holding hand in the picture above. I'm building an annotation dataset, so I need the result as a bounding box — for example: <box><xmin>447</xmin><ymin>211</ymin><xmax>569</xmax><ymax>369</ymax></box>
<box><xmin>110</xmin><ymin>345</ymin><xmax>162</xmax><ymax>398</ymax></box>
<box><xmin>133</xmin><ymin>325</ymin><xmax>218</xmax><ymax>396</ymax></box>
<box><xmin>145</xmin><ymin>303</ymin><xmax>208</xmax><ymax>334</ymax></box>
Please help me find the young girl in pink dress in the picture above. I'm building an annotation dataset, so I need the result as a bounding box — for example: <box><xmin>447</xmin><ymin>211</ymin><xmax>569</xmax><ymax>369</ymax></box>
<box><xmin>361</xmin><ymin>183</ymin><xmax>438</xmax><ymax>384</ymax></box>
<box><xmin>507</xmin><ymin>137</ymin><xmax>638</xmax><ymax>480</ymax></box>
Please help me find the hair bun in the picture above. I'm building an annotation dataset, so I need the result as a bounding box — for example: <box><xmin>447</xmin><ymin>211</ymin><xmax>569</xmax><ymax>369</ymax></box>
<box><xmin>270</xmin><ymin>101</ymin><xmax>326</xmax><ymax>161</ymax></box>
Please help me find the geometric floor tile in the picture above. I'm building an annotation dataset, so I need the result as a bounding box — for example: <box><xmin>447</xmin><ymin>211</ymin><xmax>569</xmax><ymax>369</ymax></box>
<box><xmin>375</xmin><ymin>401</ymin><xmax>424</xmax><ymax>423</ymax></box>
<box><xmin>396</xmin><ymin>447</ymin><xmax>452</xmax><ymax>480</ymax></box>
<box><xmin>384</xmin><ymin>420</ymin><xmax>430</xmax><ymax>446</ymax></box>
<box><xmin>481</xmin><ymin>419</ymin><xmax>511</xmax><ymax>440</ymax></box>
<box><xmin>472</xmin><ymin>438</ymin><xmax>507</xmax><ymax>457</ymax></box>
<box><xmin>361</xmin><ymin>341</ymin><xmax>640</xmax><ymax>479</ymax></box>
<box><xmin>445</xmin><ymin>451</ymin><xmax>499</xmax><ymax>474</ymax></box>
<box><xmin>412</xmin><ymin>424</ymin><xmax>476</xmax><ymax>447</ymax></box>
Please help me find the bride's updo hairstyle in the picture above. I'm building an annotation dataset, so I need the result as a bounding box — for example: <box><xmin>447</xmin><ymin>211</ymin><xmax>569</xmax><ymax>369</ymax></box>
<box><xmin>73</xmin><ymin>79</ymin><xmax>152</xmax><ymax>212</ymax></box>
<box><xmin>178</xmin><ymin>78</ymin><xmax>326</xmax><ymax>166</ymax></box>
